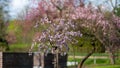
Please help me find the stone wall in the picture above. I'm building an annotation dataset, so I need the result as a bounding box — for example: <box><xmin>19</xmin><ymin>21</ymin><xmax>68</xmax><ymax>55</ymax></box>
<box><xmin>0</xmin><ymin>52</ymin><xmax>2</xmax><ymax>68</ymax></box>
<box><xmin>0</xmin><ymin>52</ymin><xmax>67</xmax><ymax>68</ymax></box>
<box><xmin>41</xmin><ymin>53</ymin><xmax>67</xmax><ymax>68</ymax></box>
<box><xmin>3</xmin><ymin>52</ymin><xmax>33</xmax><ymax>68</ymax></box>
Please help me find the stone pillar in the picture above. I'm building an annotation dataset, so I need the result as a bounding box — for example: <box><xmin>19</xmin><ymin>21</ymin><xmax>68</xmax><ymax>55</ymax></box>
<box><xmin>0</xmin><ymin>52</ymin><xmax>2</xmax><ymax>68</ymax></box>
<box><xmin>41</xmin><ymin>53</ymin><xmax>44</xmax><ymax>68</ymax></box>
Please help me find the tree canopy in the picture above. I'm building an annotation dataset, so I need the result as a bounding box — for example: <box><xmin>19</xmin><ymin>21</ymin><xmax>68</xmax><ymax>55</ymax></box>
<box><xmin>0</xmin><ymin>0</ymin><xmax>10</xmax><ymax>51</ymax></box>
<box><xmin>24</xmin><ymin>0</ymin><xmax>120</xmax><ymax>68</ymax></box>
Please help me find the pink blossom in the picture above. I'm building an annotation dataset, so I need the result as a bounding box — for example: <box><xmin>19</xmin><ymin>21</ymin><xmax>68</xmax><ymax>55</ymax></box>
<box><xmin>27</xmin><ymin>0</ymin><xmax>120</xmax><ymax>54</ymax></box>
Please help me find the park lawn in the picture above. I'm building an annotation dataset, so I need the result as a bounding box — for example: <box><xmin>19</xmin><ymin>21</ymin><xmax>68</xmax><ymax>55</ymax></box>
<box><xmin>88</xmin><ymin>65</ymin><xmax>120</xmax><ymax>68</ymax></box>
<box><xmin>68</xmin><ymin>58</ymin><xmax>110</xmax><ymax>65</ymax></box>
<box><xmin>68</xmin><ymin>64</ymin><xmax>120</xmax><ymax>68</ymax></box>
<box><xmin>68</xmin><ymin>65</ymin><xmax>120</xmax><ymax>68</ymax></box>
<box><xmin>68</xmin><ymin>57</ymin><xmax>120</xmax><ymax>65</ymax></box>
<box><xmin>8</xmin><ymin>43</ymin><xmax>32</xmax><ymax>52</ymax></box>
<box><xmin>68</xmin><ymin>52</ymin><xmax>120</xmax><ymax>56</ymax></box>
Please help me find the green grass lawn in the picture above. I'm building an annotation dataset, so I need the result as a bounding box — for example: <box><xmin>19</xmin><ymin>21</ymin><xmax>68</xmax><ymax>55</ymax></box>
<box><xmin>88</xmin><ymin>65</ymin><xmax>120</xmax><ymax>68</ymax></box>
<box><xmin>68</xmin><ymin>65</ymin><xmax>120</xmax><ymax>68</ymax></box>
<box><xmin>8</xmin><ymin>43</ymin><xmax>31</xmax><ymax>52</ymax></box>
<box><xmin>7</xmin><ymin>43</ymin><xmax>40</xmax><ymax>52</ymax></box>
<box><xmin>68</xmin><ymin>51</ymin><xmax>120</xmax><ymax>56</ymax></box>
<box><xmin>68</xmin><ymin>56</ymin><xmax>120</xmax><ymax>65</ymax></box>
<box><xmin>69</xmin><ymin>52</ymin><xmax>111</xmax><ymax>56</ymax></box>
<box><xmin>68</xmin><ymin>58</ymin><xmax>110</xmax><ymax>65</ymax></box>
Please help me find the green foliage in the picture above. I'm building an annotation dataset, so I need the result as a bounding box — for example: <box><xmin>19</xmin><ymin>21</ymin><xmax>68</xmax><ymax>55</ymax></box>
<box><xmin>0</xmin><ymin>0</ymin><xmax>10</xmax><ymax>51</ymax></box>
<box><xmin>69</xmin><ymin>28</ymin><xmax>105</xmax><ymax>53</ymax></box>
<box><xmin>7</xmin><ymin>20</ymin><xmax>18</xmax><ymax>32</ymax></box>
<box><xmin>114</xmin><ymin>5</ymin><xmax>120</xmax><ymax>17</ymax></box>
<box><xmin>6</xmin><ymin>20</ymin><xmax>22</xmax><ymax>43</ymax></box>
<box><xmin>0</xmin><ymin>42</ymin><xmax>9</xmax><ymax>51</ymax></box>
<box><xmin>6</xmin><ymin>20</ymin><xmax>40</xmax><ymax>52</ymax></box>
<box><xmin>7</xmin><ymin>20</ymin><xmax>35</xmax><ymax>44</ymax></box>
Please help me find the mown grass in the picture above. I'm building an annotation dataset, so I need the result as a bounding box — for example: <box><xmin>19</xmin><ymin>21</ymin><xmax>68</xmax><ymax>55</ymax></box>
<box><xmin>88</xmin><ymin>65</ymin><xmax>120</xmax><ymax>68</ymax></box>
<box><xmin>68</xmin><ymin>52</ymin><xmax>109</xmax><ymax>56</ymax></box>
<box><xmin>68</xmin><ymin>51</ymin><xmax>120</xmax><ymax>56</ymax></box>
<box><xmin>8</xmin><ymin>43</ymin><xmax>40</xmax><ymax>52</ymax></box>
<box><xmin>68</xmin><ymin>58</ymin><xmax>110</xmax><ymax>65</ymax></box>
<box><xmin>68</xmin><ymin>57</ymin><xmax>120</xmax><ymax>68</ymax></box>
<box><xmin>68</xmin><ymin>65</ymin><xmax>120</xmax><ymax>68</ymax></box>
<box><xmin>8</xmin><ymin>43</ymin><xmax>31</xmax><ymax>52</ymax></box>
<box><xmin>68</xmin><ymin>56</ymin><xmax>120</xmax><ymax>65</ymax></box>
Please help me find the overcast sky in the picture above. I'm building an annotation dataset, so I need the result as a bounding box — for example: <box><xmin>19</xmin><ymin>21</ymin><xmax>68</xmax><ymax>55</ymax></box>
<box><xmin>9</xmin><ymin>0</ymin><xmax>29</xmax><ymax>18</ymax></box>
<box><xmin>9</xmin><ymin>0</ymin><xmax>116</xmax><ymax>19</ymax></box>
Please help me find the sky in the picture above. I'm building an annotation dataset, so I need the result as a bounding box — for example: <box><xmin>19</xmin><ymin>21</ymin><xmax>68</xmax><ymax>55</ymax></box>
<box><xmin>9</xmin><ymin>0</ymin><xmax>29</xmax><ymax>19</ymax></box>
<box><xmin>9</xmin><ymin>0</ymin><xmax>116</xmax><ymax>19</ymax></box>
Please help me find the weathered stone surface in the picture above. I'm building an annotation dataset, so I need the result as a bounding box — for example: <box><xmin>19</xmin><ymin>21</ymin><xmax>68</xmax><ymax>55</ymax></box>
<box><xmin>3</xmin><ymin>52</ymin><xmax>33</xmax><ymax>68</ymax></box>
<box><xmin>58</xmin><ymin>54</ymin><xmax>67</xmax><ymax>68</ymax></box>
<box><xmin>0</xmin><ymin>52</ymin><xmax>2</xmax><ymax>68</ymax></box>
<box><xmin>34</xmin><ymin>52</ymin><xmax>41</xmax><ymax>66</ymax></box>
<box><xmin>44</xmin><ymin>53</ymin><xmax>54</xmax><ymax>68</ymax></box>
<box><xmin>41</xmin><ymin>53</ymin><xmax>67</xmax><ymax>68</ymax></box>
<box><xmin>1</xmin><ymin>52</ymin><xmax>67</xmax><ymax>68</ymax></box>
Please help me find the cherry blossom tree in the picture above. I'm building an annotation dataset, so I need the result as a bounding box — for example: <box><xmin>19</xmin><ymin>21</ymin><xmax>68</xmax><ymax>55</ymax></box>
<box><xmin>71</xmin><ymin>2</ymin><xmax>120</xmax><ymax>65</ymax></box>
<box><xmin>26</xmin><ymin>0</ymin><xmax>120</xmax><ymax>68</ymax></box>
<box><xmin>29</xmin><ymin>0</ymin><xmax>82</xmax><ymax>55</ymax></box>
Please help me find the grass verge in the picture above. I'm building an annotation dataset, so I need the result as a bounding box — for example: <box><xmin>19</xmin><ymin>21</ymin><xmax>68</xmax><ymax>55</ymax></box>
<box><xmin>8</xmin><ymin>43</ymin><xmax>31</xmax><ymax>52</ymax></box>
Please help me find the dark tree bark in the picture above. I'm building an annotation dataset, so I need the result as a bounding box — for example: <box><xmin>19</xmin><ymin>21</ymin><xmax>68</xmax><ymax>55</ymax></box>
<box><xmin>109</xmin><ymin>52</ymin><xmax>115</xmax><ymax>64</ymax></box>
<box><xmin>106</xmin><ymin>45</ymin><xmax>116</xmax><ymax>65</ymax></box>
<box><xmin>107</xmin><ymin>46</ymin><xmax>116</xmax><ymax>64</ymax></box>
<box><xmin>79</xmin><ymin>0</ymin><xmax>84</xmax><ymax>7</ymax></box>
<box><xmin>78</xmin><ymin>46</ymin><xmax>95</xmax><ymax>68</ymax></box>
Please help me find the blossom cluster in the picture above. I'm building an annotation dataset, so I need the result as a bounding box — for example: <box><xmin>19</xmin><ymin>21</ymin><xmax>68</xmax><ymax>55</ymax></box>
<box><xmin>71</xmin><ymin>4</ymin><xmax>120</xmax><ymax>49</ymax></box>
<box><xmin>28</xmin><ymin>0</ymin><xmax>120</xmax><ymax>54</ymax></box>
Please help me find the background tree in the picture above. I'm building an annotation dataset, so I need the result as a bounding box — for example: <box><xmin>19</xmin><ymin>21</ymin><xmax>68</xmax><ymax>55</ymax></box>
<box><xmin>72</xmin><ymin>3</ymin><xmax>120</xmax><ymax>65</ymax></box>
<box><xmin>5</xmin><ymin>0</ymin><xmax>44</xmax><ymax>52</ymax></box>
<box><xmin>114</xmin><ymin>0</ymin><xmax>120</xmax><ymax>17</ymax></box>
<box><xmin>0</xmin><ymin>0</ymin><xmax>10</xmax><ymax>51</ymax></box>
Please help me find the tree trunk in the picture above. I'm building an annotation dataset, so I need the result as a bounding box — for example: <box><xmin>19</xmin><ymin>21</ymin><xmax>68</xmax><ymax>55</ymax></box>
<box><xmin>78</xmin><ymin>46</ymin><xmax>95</xmax><ymax>68</ymax></box>
<box><xmin>107</xmin><ymin>46</ymin><xmax>116</xmax><ymax>65</ymax></box>
<box><xmin>108</xmin><ymin>51</ymin><xmax>115</xmax><ymax>64</ymax></box>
